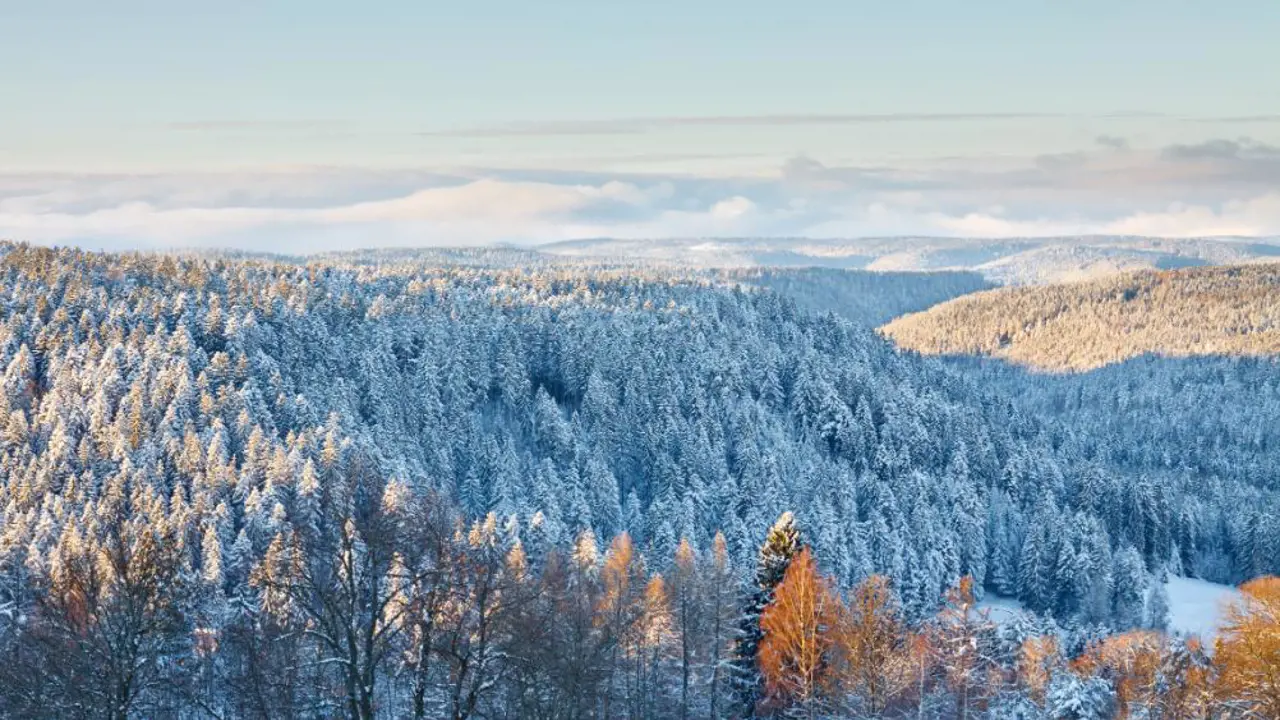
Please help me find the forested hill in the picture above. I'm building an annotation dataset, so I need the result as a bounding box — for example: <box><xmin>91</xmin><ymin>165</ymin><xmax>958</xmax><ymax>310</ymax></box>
<box><xmin>881</xmin><ymin>263</ymin><xmax>1280</xmax><ymax>371</ymax></box>
<box><xmin>728</xmin><ymin>267</ymin><xmax>992</xmax><ymax>326</ymax></box>
<box><xmin>198</xmin><ymin>246</ymin><xmax>995</xmax><ymax>327</ymax></box>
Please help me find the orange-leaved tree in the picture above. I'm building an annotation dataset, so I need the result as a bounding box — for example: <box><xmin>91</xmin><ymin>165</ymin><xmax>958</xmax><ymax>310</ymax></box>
<box><xmin>1215</xmin><ymin>575</ymin><xmax>1280</xmax><ymax>718</ymax></box>
<box><xmin>1072</xmin><ymin>631</ymin><xmax>1166</xmax><ymax>718</ymax></box>
<box><xmin>1017</xmin><ymin>634</ymin><xmax>1060</xmax><ymax>706</ymax></box>
<box><xmin>759</xmin><ymin>547</ymin><xmax>843</xmax><ymax>718</ymax></box>
<box><xmin>1072</xmin><ymin>629</ymin><xmax>1214</xmax><ymax>719</ymax></box>
<box><xmin>835</xmin><ymin>574</ymin><xmax>913</xmax><ymax>716</ymax></box>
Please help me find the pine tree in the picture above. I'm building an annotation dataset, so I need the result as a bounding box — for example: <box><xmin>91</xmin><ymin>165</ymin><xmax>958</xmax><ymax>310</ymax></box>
<box><xmin>1145</xmin><ymin>574</ymin><xmax>1170</xmax><ymax>631</ymax></box>
<box><xmin>1111</xmin><ymin>546</ymin><xmax>1147</xmax><ymax>630</ymax></box>
<box><xmin>1046</xmin><ymin>672</ymin><xmax>1115</xmax><ymax>720</ymax></box>
<box><xmin>1018</xmin><ymin>524</ymin><xmax>1049</xmax><ymax>613</ymax></box>
<box><xmin>200</xmin><ymin>522</ymin><xmax>223</xmax><ymax>589</ymax></box>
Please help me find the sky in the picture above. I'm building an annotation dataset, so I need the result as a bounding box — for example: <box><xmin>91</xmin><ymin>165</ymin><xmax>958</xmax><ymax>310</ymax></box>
<box><xmin>2</xmin><ymin>1</ymin><xmax>1280</xmax><ymax>251</ymax></box>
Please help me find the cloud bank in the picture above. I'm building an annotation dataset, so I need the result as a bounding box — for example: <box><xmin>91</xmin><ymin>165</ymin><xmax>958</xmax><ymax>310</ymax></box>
<box><xmin>3</xmin><ymin>137</ymin><xmax>1280</xmax><ymax>253</ymax></box>
<box><xmin>420</xmin><ymin>113</ymin><xmax>1068</xmax><ymax>138</ymax></box>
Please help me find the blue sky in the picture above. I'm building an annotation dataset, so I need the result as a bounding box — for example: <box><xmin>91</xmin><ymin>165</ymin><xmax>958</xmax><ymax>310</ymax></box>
<box><xmin>2</xmin><ymin>2</ymin><xmax>1280</xmax><ymax>249</ymax></box>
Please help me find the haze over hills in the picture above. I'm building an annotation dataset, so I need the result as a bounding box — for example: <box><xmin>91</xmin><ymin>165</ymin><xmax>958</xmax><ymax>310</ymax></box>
<box><xmin>539</xmin><ymin>235</ymin><xmax>1280</xmax><ymax>285</ymax></box>
<box><xmin>882</xmin><ymin>263</ymin><xmax>1280</xmax><ymax>371</ymax></box>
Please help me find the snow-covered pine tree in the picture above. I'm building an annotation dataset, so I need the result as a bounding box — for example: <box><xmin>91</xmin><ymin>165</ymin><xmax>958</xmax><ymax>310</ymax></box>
<box><xmin>729</xmin><ymin>511</ymin><xmax>801</xmax><ymax>718</ymax></box>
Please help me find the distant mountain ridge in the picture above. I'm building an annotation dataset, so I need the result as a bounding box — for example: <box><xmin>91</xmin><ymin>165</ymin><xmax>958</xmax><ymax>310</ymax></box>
<box><xmin>152</xmin><ymin>235</ymin><xmax>1280</xmax><ymax>286</ymax></box>
<box><xmin>881</xmin><ymin>263</ymin><xmax>1280</xmax><ymax>371</ymax></box>
<box><xmin>538</xmin><ymin>235</ymin><xmax>1280</xmax><ymax>285</ymax></box>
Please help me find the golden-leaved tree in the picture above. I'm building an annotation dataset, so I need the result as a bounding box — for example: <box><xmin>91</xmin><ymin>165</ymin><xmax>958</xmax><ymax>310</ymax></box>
<box><xmin>1215</xmin><ymin>575</ymin><xmax>1280</xmax><ymax>718</ymax></box>
<box><xmin>758</xmin><ymin>548</ymin><xmax>842</xmax><ymax>718</ymax></box>
<box><xmin>835</xmin><ymin>574</ymin><xmax>914</xmax><ymax>716</ymax></box>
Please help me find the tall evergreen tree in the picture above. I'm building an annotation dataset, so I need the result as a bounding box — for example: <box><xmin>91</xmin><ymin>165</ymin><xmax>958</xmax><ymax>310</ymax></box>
<box><xmin>730</xmin><ymin>511</ymin><xmax>801</xmax><ymax>718</ymax></box>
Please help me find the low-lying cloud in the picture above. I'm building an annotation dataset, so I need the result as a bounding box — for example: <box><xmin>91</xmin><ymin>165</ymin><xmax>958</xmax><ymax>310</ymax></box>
<box><xmin>3</xmin><ymin>137</ymin><xmax>1280</xmax><ymax>253</ymax></box>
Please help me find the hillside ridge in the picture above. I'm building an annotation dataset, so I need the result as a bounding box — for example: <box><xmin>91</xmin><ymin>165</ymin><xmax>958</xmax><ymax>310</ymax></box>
<box><xmin>881</xmin><ymin>263</ymin><xmax>1280</xmax><ymax>371</ymax></box>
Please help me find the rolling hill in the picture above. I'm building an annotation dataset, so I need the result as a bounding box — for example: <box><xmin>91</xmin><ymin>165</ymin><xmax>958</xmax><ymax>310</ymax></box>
<box><xmin>881</xmin><ymin>263</ymin><xmax>1280</xmax><ymax>371</ymax></box>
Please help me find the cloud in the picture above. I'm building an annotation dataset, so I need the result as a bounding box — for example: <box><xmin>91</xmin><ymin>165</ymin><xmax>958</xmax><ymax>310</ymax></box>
<box><xmin>1151</xmin><ymin>139</ymin><xmax>1280</xmax><ymax>191</ymax></box>
<box><xmin>166</xmin><ymin>121</ymin><xmax>355</xmax><ymax>133</ymax></box>
<box><xmin>144</xmin><ymin>112</ymin><xmax>1280</xmax><ymax>141</ymax></box>
<box><xmin>0</xmin><ymin>176</ymin><xmax>723</xmax><ymax>249</ymax></box>
<box><xmin>6</xmin><ymin>135</ymin><xmax>1280</xmax><ymax>251</ymax></box>
<box><xmin>1103</xmin><ymin>195</ymin><xmax>1280</xmax><ymax>237</ymax></box>
<box><xmin>909</xmin><ymin>196</ymin><xmax>1280</xmax><ymax>240</ymax></box>
<box><xmin>320</xmin><ymin>179</ymin><xmax>643</xmax><ymax>223</ymax></box>
<box><xmin>788</xmin><ymin>136</ymin><xmax>1280</xmax><ymax>200</ymax></box>
<box><xmin>1161</xmin><ymin>138</ymin><xmax>1280</xmax><ymax>161</ymax></box>
<box><xmin>1195</xmin><ymin>115</ymin><xmax>1280</xmax><ymax>123</ymax></box>
<box><xmin>1095</xmin><ymin>135</ymin><xmax>1130</xmax><ymax>150</ymax></box>
<box><xmin>422</xmin><ymin>111</ymin><xmax>1280</xmax><ymax>138</ymax></box>
<box><xmin>421</xmin><ymin>112</ymin><xmax>1068</xmax><ymax>138</ymax></box>
<box><xmin>710</xmin><ymin>196</ymin><xmax>755</xmax><ymax>219</ymax></box>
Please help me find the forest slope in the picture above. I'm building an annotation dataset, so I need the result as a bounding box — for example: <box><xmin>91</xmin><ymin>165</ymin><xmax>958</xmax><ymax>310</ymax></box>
<box><xmin>881</xmin><ymin>263</ymin><xmax>1280</xmax><ymax>371</ymax></box>
<box><xmin>732</xmin><ymin>267</ymin><xmax>992</xmax><ymax>326</ymax></box>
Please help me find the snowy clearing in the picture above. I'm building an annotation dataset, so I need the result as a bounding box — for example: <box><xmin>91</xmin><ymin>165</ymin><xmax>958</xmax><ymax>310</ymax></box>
<box><xmin>979</xmin><ymin>576</ymin><xmax>1242</xmax><ymax>643</ymax></box>
<box><xmin>977</xmin><ymin>595</ymin><xmax>1027</xmax><ymax>625</ymax></box>
<box><xmin>1166</xmin><ymin>576</ymin><xmax>1241</xmax><ymax>641</ymax></box>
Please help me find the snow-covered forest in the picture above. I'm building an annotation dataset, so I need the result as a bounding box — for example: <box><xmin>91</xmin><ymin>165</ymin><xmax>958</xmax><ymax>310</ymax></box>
<box><xmin>0</xmin><ymin>242</ymin><xmax>1276</xmax><ymax>718</ymax></box>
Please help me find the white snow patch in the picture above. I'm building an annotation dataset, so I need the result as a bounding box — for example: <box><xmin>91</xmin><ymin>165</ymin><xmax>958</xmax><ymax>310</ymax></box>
<box><xmin>1165</xmin><ymin>576</ymin><xmax>1240</xmax><ymax>641</ymax></box>
<box><xmin>688</xmin><ymin>242</ymin><xmax>726</xmax><ymax>252</ymax></box>
<box><xmin>977</xmin><ymin>595</ymin><xmax>1027</xmax><ymax>625</ymax></box>
<box><xmin>977</xmin><ymin>577</ymin><xmax>1241</xmax><ymax>642</ymax></box>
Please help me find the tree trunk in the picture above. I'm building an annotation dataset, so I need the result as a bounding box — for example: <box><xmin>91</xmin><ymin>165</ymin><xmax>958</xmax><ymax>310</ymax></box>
<box><xmin>412</xmin><ymin>634</ymin><xmax>432</xmax><ymax>720</ymax></box>
<box><xmin>680</xmin><ymin>627</ymin><xmax>690</xmax><ymax>720</ymax></box>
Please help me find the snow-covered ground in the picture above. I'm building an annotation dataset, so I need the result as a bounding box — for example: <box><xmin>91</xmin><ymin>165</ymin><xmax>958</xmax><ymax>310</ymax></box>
<box><xmin>977</xmin><ymin>576</ymin><xmax>1241</xmax><ymax>642</ymax></box>
<box><xmin>1166</xmin><ymin>576</ymin><xmax>1240</xmax><ymax>641</ymax></box>
<box><xmin>977</xmin><ymin>595</ymin><xmax>1027</xmax><ymax>625</ymax></box>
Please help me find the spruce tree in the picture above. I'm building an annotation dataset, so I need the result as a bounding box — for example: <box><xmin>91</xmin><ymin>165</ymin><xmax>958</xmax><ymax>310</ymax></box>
<box><xmin>730</xmin><ymin>511</ymin><xmax>801</xmax><ymax>718</ymax></box>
